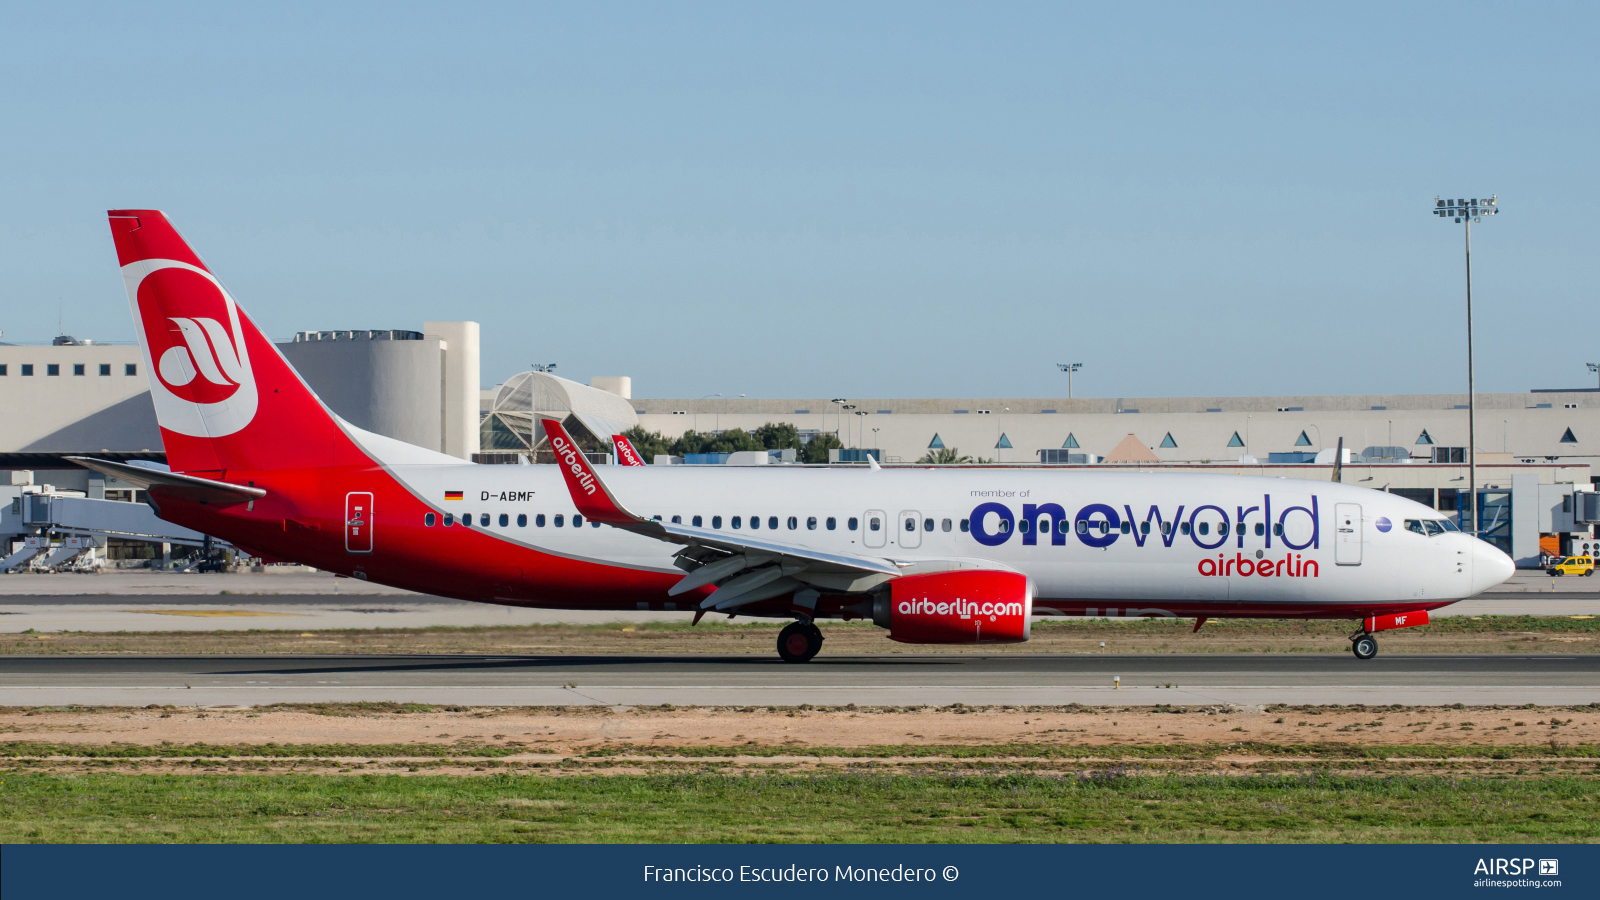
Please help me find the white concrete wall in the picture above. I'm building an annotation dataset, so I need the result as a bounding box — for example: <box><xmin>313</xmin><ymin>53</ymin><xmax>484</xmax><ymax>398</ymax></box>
<box><xmin>590</xmin><ymin>376</ymin><xmax>632</xmax><ymax>399</ymax></box>
<box><xmin>0</xmin><ymin>345</ymin><xmax>157</xmax><ymax>452</ymax></box>
<box><xmin>424</xmin><ymin>321</ymin><xmax>480</xmax><ymax>460</ymax></box>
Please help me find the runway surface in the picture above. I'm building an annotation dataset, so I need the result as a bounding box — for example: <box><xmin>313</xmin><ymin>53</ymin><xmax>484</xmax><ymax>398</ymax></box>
<box><xmin>3</xmin><ymin>593</ymin><xmax>1597</xmax><ymax>633</ymax></box>
<box><xmin>3</xmin><ymin>653</ymin><xmax>1595</xmax><ymax>707</ymax></box>
<box><xmin>2</xmin><ymin>569</ymin><xmax>1596</xmax><ymax>632</ymax></box>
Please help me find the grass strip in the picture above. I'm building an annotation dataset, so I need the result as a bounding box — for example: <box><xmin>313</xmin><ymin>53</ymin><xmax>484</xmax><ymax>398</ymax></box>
<box><xmin>1</xmin><ymin>772</ymin><xmax>1595</xmax><ymax>843</ymax></box>
<box><xmin>1</xmin><ymin>740</ymin><xmax>1594</xmax><ymax>762</ymax></box>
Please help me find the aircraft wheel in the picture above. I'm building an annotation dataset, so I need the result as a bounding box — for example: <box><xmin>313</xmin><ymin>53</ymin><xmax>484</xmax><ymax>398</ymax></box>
<box><xmin>1351</xmin><ymin>633</ymin><xmax>1378</xmax><ymax>660</ymax></box>
<box><xmin>777</xmin><ymin>621</ymin><xmax>823</xmax><ymax>663</ymax></box>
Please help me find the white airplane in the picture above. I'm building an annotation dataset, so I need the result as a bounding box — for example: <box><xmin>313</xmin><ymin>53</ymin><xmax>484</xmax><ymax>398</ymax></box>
<box><xmin>76</xmin><ymin>209</ymin><xmax>1515</xmax><ymax>664</ymax></box>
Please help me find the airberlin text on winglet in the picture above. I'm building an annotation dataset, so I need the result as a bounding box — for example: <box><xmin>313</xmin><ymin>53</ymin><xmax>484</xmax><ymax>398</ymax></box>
<box><xmin>551</xmin><ymin>434</ymin><xmax>598</xmax><ymax>496</ymax></box>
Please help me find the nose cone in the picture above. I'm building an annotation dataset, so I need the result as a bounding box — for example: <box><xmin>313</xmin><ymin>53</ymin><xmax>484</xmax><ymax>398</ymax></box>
<box><xmin>1470</xmin><ymin>538</ymin><xmax>1515</xmax><ymax>595</ymax></box>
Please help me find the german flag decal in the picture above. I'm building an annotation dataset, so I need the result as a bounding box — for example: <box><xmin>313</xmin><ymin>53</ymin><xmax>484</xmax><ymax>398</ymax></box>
<box><xmin>444</xmin><ymin>491</ymin><xmax>464</xmax><ymax>501</ymax></box>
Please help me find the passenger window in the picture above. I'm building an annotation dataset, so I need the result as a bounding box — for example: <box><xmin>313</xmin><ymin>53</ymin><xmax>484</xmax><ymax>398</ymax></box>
<box><xmin>769</xmin><ymin>516</ymin><xmax>779</xmax><ymax>530</ymax></box>
<box><xmin>998</xmin><ymin>519</ymin><xmax>1010</xmax><ymax>534</ymax></box>
<box><xmin>672</xmin><ymin>515</ymin><xmax>682</xmax><ymax>524</ymax></box>
<box><xmin>826</xmin><ymin>517</ymin><xmax>837</xmax><ymax>530</ymax></box>
<box><xmin>554</xmin><ymin>514</ymin><xmax>564</xmax><ymax>527</ymax></box>
<box><xmin>444</xmin><ymin>513</ymin><xmax>454</xmax><ymax>526</ymax></box>
<box><xmin>924</xmin><ymin>518</ymin><xmax>934</xmax><ymax>532</ymax></box>
<box><xmin>1076</xmin><ymin>520</ymin><xmax>1088</xmax><ymax>534</ymax></box>
<box><xmin>481</xmin><ymin>514</ymin><xmax>490</xmax><ymax>527</ymax></box>
<box><xmin>1099</xmin><ymin>520</ymin><xmax>1110</xmax><ymax>535</ymax></box>
<box><xmin>1141</xmin><ymin>522</ymin><xmax>1150</xmax><ymax>535</ymax></box>
<box><xmin>1119</xmin><ymin>521</ymin><xmax>1130</xmax><ymax>534</ymax></box>
<box><xmin>573</xmin><ymin>514</ymin><xmax>584</xmax><ymax>526</ymax></box>
<box><xmin>1181</xmin><ymin>522</ymin><xmax>1191</xmax><ymax>535</ymax></box>
<box><xmin>1019</xmin><ymin>519</ymin><xmax>1032</xmax><ymax>534</ymax></box>
<box><xmin>499</xmin><ymin>514</ymin><xmax>509</xmax><ymax>527</ymax></box>
<box><xmin>1161</xmin><ymin>522</ymin><xmax>1173</xmax><ymax>536</ymax></box>
<box><xmin>941</xmin><ymin>518</ymin><xmax>952</xmax><ymax>532</ymax></box>
<box><xmin>732</xmin><ymin>516</ymin><xmax>742</xmax><ymax>529</ymax></box>
<box><xmin>462</xmin><ymin>514</ymin><xmax>473</xmax><ymax>528</ymax></box>
<box><xmin>517</xmin><ymin>514</ymin><xmax>527</xmax><ymax>527</ymax></box>
<box><xmin>959</xmin><ymin>519</ymin><xmax>969</xmax><ymax>533</ymax></box>
<box><xmin>869</xmin><ymin>517</ymin><xmax>881</xmax><ymax>532</ymax></box>
<box><xmin>909</xmin><ymin>517</ymin><xmax>920</xmax><ymax>533</ymax></box>
<box><xmin>807</xmin><ymin>516</ymin><xmax>818</xmax><ymax>530</ymax></box>
<box><xmin>1404</xmin><ymin>519</ymin><xmax>1424</xmax><ymax>535</ymax></box>
<box><xmin>591</xmin><ymin>520</ymin><xmax>599</xmax><ymax>528</ymax></box>
<box><xmin>1198</xmin><ymin>522</ymin><xmax>1209</xmax><ymax>536</ymax></box>
<box><xmin>1255</xmin><ymin>523</ymin><xmax>1265</xmax><ymax>536</ymax></box>
<box><xmin>1057</xmin><ymin>520</ymin><xmax>1068</xmax><ymax>534</ymax></box>
<box><xmin>788</xmin><ymin>516</ymin><xmax>798</xmax><ymax>530</ymax></box>
<box><xmin>693</xmin><ymin>515</ymin><xmax>703</xmax><ymax>527</ymax></box>
<box><xmin>1272</xmin><ymin>523</ymin><xmax>1282</xmax><ymax>536</ymax></box>
<box><xmin>712</xmin><ymin>516</ymin><xmax>722</xmax><ymax>529</ymax></box>
<box><xmin>749</xmin><ymin>516</ymin><xmax>758</xmax><ymax>529</ymax></box>
<box><xmin>848</xmin><ymin>517</ymin><xmax>858</xmax><ymax>531</ymax></box>
<box><xmin>424</xmin><ymin>513</ymin><xmax>436</xmax><ymax>527</ymax></box>
<box><xmin>536</xmin><ymin>514</ymin><xmax>546</xmax><ymax>527</ymax></box>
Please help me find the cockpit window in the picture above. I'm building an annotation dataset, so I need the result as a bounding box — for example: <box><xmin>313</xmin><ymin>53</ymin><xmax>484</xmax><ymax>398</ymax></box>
<box><xmin>1423</xmin><ymin>520</ymin><xmax>1444</xmax><ymax>536</ymax></box>
<box><xmin>1404</xmin><ymin>519</ymin><xmax>1425</xmax><ymax>535</ymax></box>
<box><xmin>1439</xmin><ymin>518</ymin><xmax>1460</xmax><ymax>532</ymax></box>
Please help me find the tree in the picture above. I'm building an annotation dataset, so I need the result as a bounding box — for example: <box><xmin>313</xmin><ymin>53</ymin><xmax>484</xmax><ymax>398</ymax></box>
<box><xmin>621</xmin><ymin>426</ymin><xmax>674</xmax><ymax>464</ymax></box>
<box><xmin>917</xmin><ymin>447</ymin><xmax>972</xmax><ymax>464</ymax></box>
<box><xmin>801</xmin><ymin>431</ymin><xmax>843</xmax><ymax>464</ymax></box>
<box><xmin>752</xmin><ymin>422</ymin><xmax>804</xmax><ymax>451</ymax></box>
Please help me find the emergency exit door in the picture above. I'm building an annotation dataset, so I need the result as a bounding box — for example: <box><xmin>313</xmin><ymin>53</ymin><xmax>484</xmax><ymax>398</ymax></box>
<box><xmin>346</xmin><ymin>492</ymin><xmax>374</xmax><ymax>554</ymax></box>
<box><xmin>1334</xmin><ymin>502</ymin><xmax>1361</xmax><ymax>566</ymax></box>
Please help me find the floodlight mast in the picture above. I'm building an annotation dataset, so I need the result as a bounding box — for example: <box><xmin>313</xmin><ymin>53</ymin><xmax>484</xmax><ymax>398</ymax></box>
<box><xmin>1433</xmin><ymin>195</ymin><xmax>1498</xmax><ymax>532</ymax></box>
<box><xmin>1056</xmin><ymin>363</ymin><xmax>1083</xmax><ymax>399</ymax></box>
<box><xmin>1588</xmin><ymin>363</ymin><xmax>1599</xmax><ymax>390</ymax></box>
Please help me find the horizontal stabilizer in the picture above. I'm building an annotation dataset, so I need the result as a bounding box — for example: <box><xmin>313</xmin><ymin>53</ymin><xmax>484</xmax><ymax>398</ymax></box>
<box><xmin>66</xmin><ymin>457</ymin><xmax>266</xmax><ymax>506</ymax></box>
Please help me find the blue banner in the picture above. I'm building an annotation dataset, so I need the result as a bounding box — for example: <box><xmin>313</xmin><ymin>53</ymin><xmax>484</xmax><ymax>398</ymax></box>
<box><xmin>3</xmin><ymin>844</ymin><xmax>1594</xmax><ymax>899</ymax></box>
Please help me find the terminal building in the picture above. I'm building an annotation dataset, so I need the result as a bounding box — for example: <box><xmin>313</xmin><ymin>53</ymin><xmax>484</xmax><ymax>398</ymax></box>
<box><xmin>2</xmin><ymin>321</ymin><xmax>1596</xmax><ymax>570</ymax></box>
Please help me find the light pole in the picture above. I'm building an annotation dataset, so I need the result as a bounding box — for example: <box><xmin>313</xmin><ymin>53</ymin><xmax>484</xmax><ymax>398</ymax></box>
<box><xmin>830</xmin><ymin>399</ymin><xmax>847</xmax><ymax>445</ymax></box>
<box><xmin>1056</xmin><ymin>363</ymin><xmax>1083</xmax><ymax>400</ymax></box>
<box><xmin>1588</xmin><ymin>363</ymin><xmax>1599</xmax><ymax>390</ymax></box>
<box><xmin>696</xmin><ymin>394</ymin><xmax>721</xmax><ymax>433</ymax></box>
<box><xmin>841</xmin><ymin>405</ymin><xmax>857</xmax><ymax>446</ymax></box>
<box><xmin>1433</xmin><ymin>195</ymin><xmax>1499</xmax><ymax>532</ymax></box>
<box><xmin>854</xmin><ymin>410</ymin><xmax>868</xmax><ymax>451</ymax></box>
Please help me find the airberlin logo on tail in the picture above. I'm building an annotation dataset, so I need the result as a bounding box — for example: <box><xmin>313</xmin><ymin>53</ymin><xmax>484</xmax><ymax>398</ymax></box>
<box><xmin>551</xmin><ymin>434</ymin><xmax>598</xmax><ymax>495</ymax></box>
<box><xmin>157</xmin><ymin>316</ymin><xmax>247</xmax><ymax>402</ymax></box>
<box><xmin>124</xmin><ymin>260</ymin><xmax>258</xmax><ymax>438</ymax></box>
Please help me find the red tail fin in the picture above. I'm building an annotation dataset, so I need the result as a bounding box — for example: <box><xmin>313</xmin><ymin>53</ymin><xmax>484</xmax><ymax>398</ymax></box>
<box><xmin>108</xmin><ymin>210</ymin><xmax>360</xmax><ymax>474</ymax></box>
<box><xmin>612</xmin><ymin>434</ymin><xmax>646</xmax><ymax>466</ymax></box>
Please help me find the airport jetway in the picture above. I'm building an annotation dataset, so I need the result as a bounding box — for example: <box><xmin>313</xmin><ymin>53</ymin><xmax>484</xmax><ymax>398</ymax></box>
<box><xmin>4</xmin><ymin>493</ymin><xmax>227</xmax><ymax>572</ymax></box>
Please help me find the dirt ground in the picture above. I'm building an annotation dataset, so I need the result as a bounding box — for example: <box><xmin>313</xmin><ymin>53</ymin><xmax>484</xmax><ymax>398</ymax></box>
<box><xmin>2</xmin><ymin>702</ymin><xmax>1594</xmax><ymax>745</ymax></box>
<box><xmin>3</xmin><ymin>703</ymin><xmax>1596</xmax><ymax>775</ymax></box>
<box><xmin>4</xmin><ymin>616</ymin><xmax>1597</xmax><ymax>656</ymax></box>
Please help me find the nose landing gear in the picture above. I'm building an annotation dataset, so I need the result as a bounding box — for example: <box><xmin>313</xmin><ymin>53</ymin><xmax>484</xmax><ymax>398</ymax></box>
<box><xmin>1350</xmin><ymin>632</ymin><xmax>1378</xmax><ymax>660</ymax></box>
<box><xmin>777</xmin><ymin>621</ymin><xmax>824</xmax><ymax>663</ymax></box>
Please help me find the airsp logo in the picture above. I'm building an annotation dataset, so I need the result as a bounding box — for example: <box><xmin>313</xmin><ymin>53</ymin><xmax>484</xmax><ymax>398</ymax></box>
<box><xmin>124</xmin><ymin>260</ymin><xmax>258</xmax><ymax>438</ymax></box>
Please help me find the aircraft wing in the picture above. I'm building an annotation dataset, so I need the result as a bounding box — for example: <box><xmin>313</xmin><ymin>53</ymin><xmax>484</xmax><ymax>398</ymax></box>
<box><xmin>541</xmin><ymin>418</ymin><xmax>902</xmax><ymax>610</ymax></box>
<box><xmin>612</xmin><ymin>434</ymin><xmax>646</xmax><ymax>466</ymax></box>
<box><xmin>67</xmin><ymin>457</ymin><xmax>267</xmax><ymax>506</ymax></box>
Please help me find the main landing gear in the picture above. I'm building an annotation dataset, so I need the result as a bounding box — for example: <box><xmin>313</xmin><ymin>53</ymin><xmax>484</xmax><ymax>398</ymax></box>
<box><xmin>1350</xmin><ymin>632</ymin><xmax>1378</xmax><ymax>660</ymax></box>
<box><xmin>778</xmin><ymin>621</ymin><xmax>824</xmax><ymax>663</ymax></box>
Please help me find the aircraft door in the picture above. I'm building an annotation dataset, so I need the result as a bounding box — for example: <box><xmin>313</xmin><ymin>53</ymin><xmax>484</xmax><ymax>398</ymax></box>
<box><xmin>346</xmin><ymin>492</ymin><xmax>374</xmax><ymax>554</ymax></box>
<box><xmin>863</xmin><ymin>510</ymin><xmax>887</xmax><ymax>548</ymax></box>
<box><xmin>1334</xmin><ymin>502</ymin><xmax>1361</xmax><ymax>566</ymax></box>
<box><xmin>898</xmin><ymin>510</ymin><xmax>922</xmax><ymax>549</ymax></box>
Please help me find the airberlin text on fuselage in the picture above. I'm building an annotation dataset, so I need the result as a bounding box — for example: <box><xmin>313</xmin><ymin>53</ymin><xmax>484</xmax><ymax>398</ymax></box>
<box><xmin>969</xmin><ymin>493</ymin><xmax>1322</xmax><ymax>578</ymax></box>
<box><xmin>550</xmin><ymin>435</ymin><xmax>598</xmax><ymax>496</ymax></box>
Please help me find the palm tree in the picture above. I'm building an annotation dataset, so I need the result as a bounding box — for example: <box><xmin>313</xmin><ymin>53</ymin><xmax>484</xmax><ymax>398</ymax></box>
<box><xmin>917</xmin><ymin>447</ymin><xmax>972</xmax><ymax>464</ymax></box>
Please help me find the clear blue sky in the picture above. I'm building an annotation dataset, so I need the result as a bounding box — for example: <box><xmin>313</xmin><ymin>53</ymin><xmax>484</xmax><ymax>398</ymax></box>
<box><xmin>3</xmin><ymin>2</ymin><xmax>1595</xmax><ymax>399</ymax></box>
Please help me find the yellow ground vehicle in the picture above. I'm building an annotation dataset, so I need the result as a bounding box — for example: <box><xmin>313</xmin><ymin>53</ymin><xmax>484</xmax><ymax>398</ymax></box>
<box><xmin>1547</xmin><ymin>555</ymin><xmax>1595</xmax><ymax>576</ymax></box>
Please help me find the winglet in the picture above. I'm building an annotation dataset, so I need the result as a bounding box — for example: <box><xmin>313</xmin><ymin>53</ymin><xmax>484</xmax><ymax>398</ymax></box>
<box><xmin>612</xmin><ymin>434</ymin><xmax>646</xmax><ymax>466</ymax></box>
<box><xmin>542</xmin><ymin>418</ymin><xmax>641</xmax><ymax>525</ymax></box>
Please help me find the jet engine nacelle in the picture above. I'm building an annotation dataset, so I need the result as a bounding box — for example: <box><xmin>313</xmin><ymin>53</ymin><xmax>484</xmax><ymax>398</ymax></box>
<box><xmin>874</xmin><ymin>569</ymin><xmax>1032</xmax><ymax>644</ymax></box>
